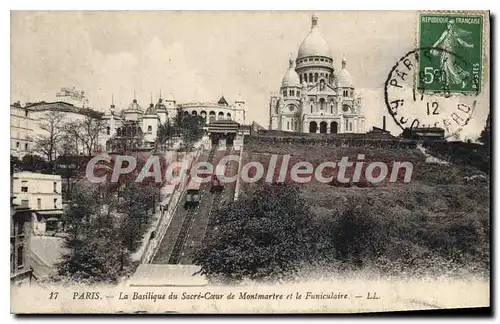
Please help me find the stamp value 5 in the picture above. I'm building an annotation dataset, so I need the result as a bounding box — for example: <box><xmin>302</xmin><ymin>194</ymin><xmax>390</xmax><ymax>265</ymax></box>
<box><xmin>418</xmin><ymin>13</ymin><xmax>483</xmax><ymax>94</ymax></box>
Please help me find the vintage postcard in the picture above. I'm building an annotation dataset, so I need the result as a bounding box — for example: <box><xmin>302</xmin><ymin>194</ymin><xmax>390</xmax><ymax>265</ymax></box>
<box><xmin>10</xmin><ymin>10</ymin><xmax>490</xmax><ymax>314</ymax></box>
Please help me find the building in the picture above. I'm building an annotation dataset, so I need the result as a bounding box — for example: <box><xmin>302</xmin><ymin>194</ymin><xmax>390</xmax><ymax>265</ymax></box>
<box><xmin>11</xmin><ymin>90</ymin><xmax>249</xmax><ymax>157</ymax></box>
<box><xmin>12</xmin><ymin>172</ymin><xmax>63</xmax><ymax>235</ymax></box>
<box><xmin>403</xmin><ymin>127</ymin><xmax>445</xmax><ymax>141</ymax></box>
<box><xmin>269</xmin><ymin>15</ymin><xmax>366</xmax><ymax>134</ymax></box>
<box><xmin>10</xmin><ymin>102</ymin><xmax>34</xmax><ymax>158</ymax></box>
<box><xmin>102</xmin><ymin>93</ymin><xmax>248</xmax><ymax>149</ymax></box>
<box><xmin>27</xmin><ymin>100</ymin><xmax>105</xmax><ymax>155</ymax></box>
<box><xmin>11</xmin><ymin>196</ymin><xmax>34</xmax><ymax>285</ymax></box>
<box><xmin>177</xmin><ymin>95</ymin><xmax>246</xmax><ymax>125</ymax></box>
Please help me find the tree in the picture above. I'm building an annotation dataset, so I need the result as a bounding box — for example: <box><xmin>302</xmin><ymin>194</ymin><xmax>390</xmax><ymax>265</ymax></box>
<box><xmin>19</xmin><ymin>154</ymin><xmax>51</xmax><ymax>173</ymax></box>
<box><xmin>10</xmin><ymin>155</ymin><xmax>21</xmax><ymax>174</ymax></box>
<box><xmin>34</xmin><ymin>111</ymin><xmax>65</xmax><ymax>167</ymax></box>
<box><xmin>54</xmin><ymin>155</ymin><xmax>86</xmax><ymax>200</ymax></box>
<box><xmin>173</xmin><ymin>110</ymin><xmax>204</xmax><ymax>152</ymax></box>
<box><xmin>155</xmin><ymin>120</ymin><xmax>174</xmax><ymax>151</ymax></box>
<box><xmin>58</xmin><ymin>133</ymin><xmax>79</xmax><ymax>157</ymax></box>
<box><xmin>55</xmin><ymin>153</ymin><xmax>163</xmax><ymax>283</ymax></box>
<box><xmin>64</xmin><ymin>116</ymin><xmax>106</xmax><ymax>156</ymax></box>
<box><xmin>478</xmin><ymin>113</ymin><xmax>490</xmax><ymax>147</ymax></box>
<box><xmin>117</xmin><ymin>182</ymin><xmax>155</xmax><ymax>252</ymax></box>
<box><xmin>56</xmin><ymin>184</ymin><xmax>129</xmax><ymax>284</ymax></box>
<box><xmin>194</xmin><ymin>183</ymin><xmax>317</xmax><ymax>283</ymax></box>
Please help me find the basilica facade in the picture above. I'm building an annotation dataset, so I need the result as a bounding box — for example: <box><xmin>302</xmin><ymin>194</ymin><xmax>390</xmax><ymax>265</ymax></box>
<box><xmin>269</xmin><ymin>15</ymin><xmax>365</xmax><ymax>134</ymax></box>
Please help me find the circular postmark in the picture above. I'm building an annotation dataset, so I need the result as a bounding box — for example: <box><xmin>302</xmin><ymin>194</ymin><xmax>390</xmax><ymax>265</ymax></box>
<box><xmin>384</xmin><ymin>47</ymin><xmax>479</xmax><ymax>139</ymax></box>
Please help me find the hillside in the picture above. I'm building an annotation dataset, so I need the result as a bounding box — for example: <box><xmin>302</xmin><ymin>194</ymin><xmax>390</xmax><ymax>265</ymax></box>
<box><xmin>239</xmin><ymin>136</ymin><xmax>490</xmax><ymax>277</ymax></box>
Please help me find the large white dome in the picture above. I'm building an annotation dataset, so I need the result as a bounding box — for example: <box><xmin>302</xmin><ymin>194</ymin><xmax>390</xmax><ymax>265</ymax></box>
<box><xmin>281</xmin><ymin>58</ymin><xmax>301</xmax><ymax>87</ymax></box>
<box><xmin>297</xmin><ymin>16</ymin><xmax>332</xmax><ymax>60</ymax></box>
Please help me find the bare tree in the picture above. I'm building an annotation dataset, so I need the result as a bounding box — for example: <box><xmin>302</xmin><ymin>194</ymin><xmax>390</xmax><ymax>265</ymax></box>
<box><xmin>34</xmin><ymin>111</ymin><xmax>65</xmax><ymax>165</ymax></box>
<box><xmin>64</xmin><ymin>116</ymin><xmax>106</xmax><ymax>156</ymax></box>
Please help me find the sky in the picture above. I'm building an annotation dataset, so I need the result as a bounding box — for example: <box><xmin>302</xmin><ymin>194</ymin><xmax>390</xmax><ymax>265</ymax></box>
<box><xmin>11</xmin><ymin>11</ymin><xmax>490</xmax><ymax>139</ymax></box>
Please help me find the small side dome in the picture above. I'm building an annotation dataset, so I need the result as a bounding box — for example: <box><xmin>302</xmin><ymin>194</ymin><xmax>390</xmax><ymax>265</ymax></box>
<box><xmin>337</xmin><ymin>56</ymin><xmax>354</xmax><ymax>88</ymax></box>
<box><xmin>127</xmin><ymin>98</ymin><xmax>142</xmax><ymax>112</ymax></box>
<box><xmin>281</xmin><ymin>58</ymin><xmax>300</xmax><ymax>87</ymax></box>
<box><xmin>145</xmin><ymin>102</ymin><xmax>156</xmax><ymax>115</ymax></box>
<box><xmin>155</xmin><ymin>98</ymin><xmax>167</xmax><ymax>111</ymax></box>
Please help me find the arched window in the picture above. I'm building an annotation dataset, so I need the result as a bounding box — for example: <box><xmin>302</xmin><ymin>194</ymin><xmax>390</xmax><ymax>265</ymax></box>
<box><xmin>283</xmin><ymin>90</ymin><xmax>287</xmax><ymax>97</ymax></box>
<box><xmin>309</xmin><ymin>73</ymin><xmax>313</xmax><ymax>82</ymax></box>
<box><xmin>217</xmin><ymin>111</ymin><xmax>224</xmax><ymax>120</ymax></box>
<box><xmin>309</xmin><ymin>121</ymin><xmax>318</xmax><ymax>133</ymax></box>
<box><xmin>320</xmin><ymin>121</ymin><xmax>327</xmax><ymax>133</ymax></box>
<box><xmin>299</xmin><ymin>75</ymin><xmax>302</xmax><ymax>83</ymax></box>
<box><xmin>106</xmin><ymin>126</ymin><xmax>110</xmax><ymax>135</ymax></box>
<box><xmin>304</xmin><ymin>74</ymin><xmax>307</xmax><ymax>82</ymax></box>
<box><xmin>287</xmin><ymin>121</ymin><xmax>290</xmax><ymax>130</ymax></box>
<box><xmin>314</xmin><ymin>73</ymin><xmax>318</xmax><ymax>82</ymax></box>
<box><xmin>350</xmin><ymin>122</ymin><xmax>353</xmax><ymax>131</ymax></box>
<box><xmin>147</xmin><ymin>125</ymin><xmax>152</xmax><ymax>133</ymax></box>
<box><xmin>331</xmin><ymin>104</ymin><xmax>334</xmax><ymax>114</ymax></box>
<box><xmin>330</xmin><ymin>121</ymin><xmax>338</xmax><ymax>134</ymax></box>
<box><xmin>192</xmin><ymin>110</ymin><xmax>198</xmax><ymax>116</ymax></box>
<box><xmin>226</xmin><ymin>113</ymin><xmax>231</xmax><ymax>120</ymax></box>
<box><xmin>319</xmin><ymin>98</ymin><xmax>325</xmax><ymax>110</ymax></box>
<box><xmin>297</xmin><ymin>90</ymin><xmax>300</xmax><ymax>96</ymax></box>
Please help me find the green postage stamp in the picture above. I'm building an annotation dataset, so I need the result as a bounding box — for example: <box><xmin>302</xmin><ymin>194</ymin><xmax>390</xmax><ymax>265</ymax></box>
<box><xmin>418</xmin><ymin>13</ymin><xmax>483</xmax><ymax>94</ymax></box>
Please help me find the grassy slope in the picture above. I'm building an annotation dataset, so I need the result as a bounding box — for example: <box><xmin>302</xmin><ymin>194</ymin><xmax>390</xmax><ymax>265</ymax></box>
<box><xmin>241</xmin><ymin>141</ymin><xmax>490</xmax><ymax>276</ymax></box>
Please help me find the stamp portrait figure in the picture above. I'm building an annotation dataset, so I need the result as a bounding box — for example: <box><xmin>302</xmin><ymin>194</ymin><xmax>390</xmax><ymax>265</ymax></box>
<box><xmin>430</xmin><ymin>19</ymin><xmax>474</xmax><ymax>89</ymax></box>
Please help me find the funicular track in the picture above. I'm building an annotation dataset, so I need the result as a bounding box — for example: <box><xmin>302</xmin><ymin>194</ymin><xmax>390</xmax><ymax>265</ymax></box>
<box><xmin>200</xmin><ymin>145</ymin><xmax>236</xmax><ymax>245</ymax></box>
<box><xmin>159</xmin><ymin>141</ymin><xmax>241</xmax><ymax>265</ymax></box>
<box><xmin>164</xmin><ymin>144</ymin><xmax>218</xmax><ymax>264</ymax></box>
<box><xmin>167</xmin><ymin>206</ymin><xmax>198</xmax><ymax>264</ymax></box>
<box><xmin>176</xmin><ymin>145</ymin><xmax>235</xmax><ymax>264</ymax></box>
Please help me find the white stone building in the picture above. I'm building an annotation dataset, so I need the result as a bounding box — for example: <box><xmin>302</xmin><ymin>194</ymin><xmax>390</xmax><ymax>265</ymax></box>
<box><xmin>12</xmin><ymin>172</ymin><xmax>63</xmax><ymax>235</ymax></box>
<box><xmin>269</xmin><ymin>15</ymin><xmax>366</xmax><ymax>134</ymax></box>
<box><xmin>102</xmin><ymin>93</ymin><xmax>247</xmax><ymax>148</ymax></box>
<box><xmin>10</xmin><ymin>102</ymin><xmax>34</xmax><ymax>158</ymax></box>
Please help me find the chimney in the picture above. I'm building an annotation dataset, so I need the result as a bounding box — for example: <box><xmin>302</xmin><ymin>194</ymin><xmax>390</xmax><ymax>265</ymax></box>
<box><xmin>383</xmin><ymin>115</ymin><xmax>386</xmax><ymax>131</ymax></box>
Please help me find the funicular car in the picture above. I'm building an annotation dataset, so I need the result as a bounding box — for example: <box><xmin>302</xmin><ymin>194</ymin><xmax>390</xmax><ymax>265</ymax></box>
<box><xmin>184</xmin><ymin>179</ymin><xmax>201</xmax><ymax>209</ymax></box>
<box><xmin>210</xmin><ymin>164</ymin><xmax>227</xmax><ymax>193</ymax></box>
